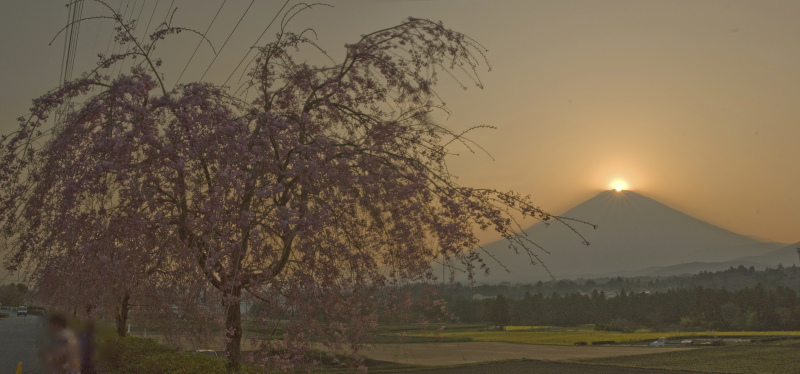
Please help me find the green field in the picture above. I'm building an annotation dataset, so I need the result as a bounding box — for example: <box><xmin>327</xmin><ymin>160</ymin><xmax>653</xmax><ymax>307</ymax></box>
<box><xmin>580</xmin><ymin>340</ymin><xmax>800</xmax><ymax>374</ymax></box>
<box><xmin>96</xmin><ymin>326</ymin><xmax>800</xmax><ymax>373</ymax></box>
<box><xmin>406</xmin><ymin>326</ymin><xmax>800</xmax><ymax>346</ymax></box>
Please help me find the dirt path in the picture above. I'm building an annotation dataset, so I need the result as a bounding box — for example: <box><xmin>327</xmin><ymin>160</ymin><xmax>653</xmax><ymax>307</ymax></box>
<box><xmin>138</xmin><ymin>333</ymin><xmax>699</xmax><ymax>371</ymax></box>
<box><xmin>379</xmin><ymin>359</ymin><xmax>718</xmax><ymax>374</ymax></box>
<box><xmin>360</xmin><ymin>342</ymin><xmax>692</xmax><ymax>366</ymax></box>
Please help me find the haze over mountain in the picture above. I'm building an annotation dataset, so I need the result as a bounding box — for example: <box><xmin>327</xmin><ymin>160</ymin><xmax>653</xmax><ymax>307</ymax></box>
<box><xmin>733</xmin><ymin>242</ymin><xmax>800</xmax><ymax>269</ymax></box>
<box><xmin>474</xmin><ymin>190</ymin><xmax>786</xmax><ymax>283</ymax></box>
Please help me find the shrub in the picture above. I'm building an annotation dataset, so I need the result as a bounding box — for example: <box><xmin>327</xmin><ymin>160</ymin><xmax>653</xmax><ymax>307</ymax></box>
<box><xmin>594</xmin><ymin>318</ymin><xmax>639</xmax><ymax>333</ymax></box>
<box><xmin>706</xmin><ymin>320</ymin><xmax>728</xmax><ymax>331</ymax></box>
<box><xmin>97</xmin><ymin>337</ymin><xmax>260</xmax><ymax>374</ymax></box>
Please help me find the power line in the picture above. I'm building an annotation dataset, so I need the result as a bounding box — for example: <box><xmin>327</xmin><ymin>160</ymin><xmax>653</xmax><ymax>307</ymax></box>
<box><xmin>132</xmin><ymin>0</ymin><xmax>147</xmax><ymax>37</ymax></box>
<box><xmin>67</xmin><ymin>0</ymin><xmax>85</xmax><ymax>83</ymax></box>
<box><xmin>108</xmin><ymin>0</ymin><xmax>133</xmax><ymax>80</ymax></box>
<box><xmin>222</xmin><ymin>0</ymin><xmax>290</xmax><ymax>87</ymax></box>
<box><xmin>101</xmin><ymin>0</ymin><xmax>125</xmax><ymax>61</ymax></box>
<box><xmin>64</xmin><ymin>0</ymin><xmax>77</xmax><ymax>83</ymax></box>
<box><xmin>199</xmin><ymin>0</ymin><xmax>255</xmax><ymax>82</ymax></box>
<box><xmin>115</xmin><ymin>0</ymin><xmax>141</xmax><ymax>76</ymax></box>
<box><xmin>62</xmin><ymin>0</ymin><xmax>79</xmax><ymax>84</ymax></box>
<box><xmin>175</xmin><ymin>0</ymin><xmax>227</xmax><ymax>85</ymax></box>
<box><xmin>141</xmin><ymin>0</ymin><xmax>161</xmax><ymax>42</ymax></box>
<box><xmin>90</xmin><ymin>8</ymin><xmax>104</xmax><ymax>57</ymax></box>
<box><xmin>59</xmin><ymin>1</ymin><xmax>72</xmax><ymax>86</ymax></box>
<box><xmin>161</xmin><ymin>0</ymin><xmax>175</xmax><ymax>25</ymax></box>
<box><xmin>59</xmin><ymin>1</ymin><xmax>84</xmax><ymax>86</ymax></box>
<box><xmin>57</xmin><ymin>0</ymin><xmax>84</xmax><ymax>126</ymax></box>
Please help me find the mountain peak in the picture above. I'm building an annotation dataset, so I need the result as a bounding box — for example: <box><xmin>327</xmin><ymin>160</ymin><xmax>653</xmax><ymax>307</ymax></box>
<box><xmin>589</xmin><ymin>189</ymin><xmax>660</xmax><ymax>203</ymax></box>
<box><xmin>476</xmin><ymin>190</ymin><xmax>784</xmax><ymax>282</ymax></box>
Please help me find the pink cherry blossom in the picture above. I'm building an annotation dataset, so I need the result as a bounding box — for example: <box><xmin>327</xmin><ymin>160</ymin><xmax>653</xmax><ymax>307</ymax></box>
<box><xmin>0</xmin><ymin>3</ymin><xmax>593</xmax><ymax>372</ymax></box>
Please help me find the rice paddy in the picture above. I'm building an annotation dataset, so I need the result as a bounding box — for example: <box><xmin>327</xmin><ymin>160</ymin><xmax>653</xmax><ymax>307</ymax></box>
<box><xmin>406</xmin><ymin>326</ymin><xmax>800</xmax><ymax>346</ymax></box>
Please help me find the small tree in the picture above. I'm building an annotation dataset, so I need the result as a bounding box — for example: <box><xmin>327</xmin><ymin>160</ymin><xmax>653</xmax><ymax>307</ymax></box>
<box><xmin>489</xmin><ymin>294</ymin><xmax>511</xmax><ymax>330</ymax></box>
<box><xmin>1</xmin><ymin>2</ymin><xmax>589</xmax><ymax>371</ymax></box>
<box><xmin>0</xmin><ymin>283</ymin><xmax>26</xmax><ymax>307</ymax></box>
<box><xmin>28</xmin><ymin>229</ymin><xmax>203</xmax><ymax>338</ymax></box>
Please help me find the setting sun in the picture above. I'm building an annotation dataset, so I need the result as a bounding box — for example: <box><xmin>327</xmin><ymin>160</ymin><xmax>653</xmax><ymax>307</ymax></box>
<box><xmin>611</xmin><ymin>179</ymin><xmax>629</xmax><ymax>192</ymax></box>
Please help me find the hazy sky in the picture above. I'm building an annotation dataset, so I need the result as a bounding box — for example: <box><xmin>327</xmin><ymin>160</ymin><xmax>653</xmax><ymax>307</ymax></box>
<box><xmin>1</xmin><ymin>0</ymin><xmax>799</xmax><ymax>246</ymax></box>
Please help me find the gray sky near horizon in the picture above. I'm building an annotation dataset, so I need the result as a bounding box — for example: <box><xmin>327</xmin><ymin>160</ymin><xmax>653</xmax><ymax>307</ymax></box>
<box><xmin>0</xmin><ymin>0</ymin><xmax>799</xmax><ymax>288</ymax></box>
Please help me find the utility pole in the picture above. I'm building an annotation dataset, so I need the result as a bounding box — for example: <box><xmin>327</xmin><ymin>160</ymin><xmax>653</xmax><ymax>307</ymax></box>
<box><xmin>796</xmin><ymin>247</ymin><xmax>800</xmax><ymax>266</ymax></box>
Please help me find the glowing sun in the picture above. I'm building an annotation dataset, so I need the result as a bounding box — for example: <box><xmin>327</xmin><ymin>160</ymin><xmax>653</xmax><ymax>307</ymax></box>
<box><xmin>610</xmin><ymin>179</ymin><xmax>629</xmax><ymax>192</ymax></box>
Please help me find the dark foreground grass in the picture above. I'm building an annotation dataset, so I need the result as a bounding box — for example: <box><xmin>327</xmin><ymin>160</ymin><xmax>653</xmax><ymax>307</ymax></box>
<box><xmin>578</xmin><ymin>342</ymin><xmax>800</xmax><ymax>374</ymax></box>
<box><xmin>371</xmin><ymin>358</ymin><xmax>707</xmax><ymax>374</ymax></box>
<box><xmin>97</xmin><ymin>337</ymin><xmax>261</xmax><ymax>374</ymax></box>
<box><xmin>94</xmin><ymin>332</ymin><xmax>800</xmax><ymax>373</ymax></box>
<box><xmin>96</xmin><ymin>336</ymin><xmax>417</xmax><ymax>373</ymax></box>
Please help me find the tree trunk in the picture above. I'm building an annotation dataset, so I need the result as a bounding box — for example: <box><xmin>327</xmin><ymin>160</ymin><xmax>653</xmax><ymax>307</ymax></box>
<box><xmin>225</xmin><ymin>287</ymin><xmax>243</xmax><ymax>373</ymax></box>
<box><xmin>116</xmin><ymin>292</ymin><xmax>130</xmax><ymax>338</ymax></box>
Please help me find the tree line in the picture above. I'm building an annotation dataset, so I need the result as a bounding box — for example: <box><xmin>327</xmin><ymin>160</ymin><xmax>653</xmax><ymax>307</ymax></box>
<box><xmin>441</xmin><ymin>265</ymin><xmax>800</xmax><ymax>300</ymax></box>
<box><xmin>0</xmin><ymin>283</ymin><xmax>27</xmax><ymax>307</ymax></box>
<box><xmin>446</xmin><ymin>283</ymin><xmax>800</xmax><ymax>332</ymax></box>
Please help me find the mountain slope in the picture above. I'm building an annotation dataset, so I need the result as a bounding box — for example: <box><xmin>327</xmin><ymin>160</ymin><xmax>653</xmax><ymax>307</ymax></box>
<box><xmin>733</xmin><ymin>242</ymin><xmax>800</xmax><ymax>268</ymax></box>
<box><xmin>475</xmin><ymin>190</ymin><xmax>785</xmax><ymax>282</ymax></box>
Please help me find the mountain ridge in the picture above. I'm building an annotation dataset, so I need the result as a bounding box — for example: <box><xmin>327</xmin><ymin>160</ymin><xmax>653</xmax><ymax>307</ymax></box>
<box><xmin>474</xmin><ymin>190</ymin><xmax>786</xmax><ymax>283</ymax></box>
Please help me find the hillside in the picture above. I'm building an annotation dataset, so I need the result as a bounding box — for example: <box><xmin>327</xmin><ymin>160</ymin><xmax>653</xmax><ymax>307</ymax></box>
<box><xmin>473</xmin><ymin>190</ymin><xmax>785</xmax><ymax>282</ymax></box>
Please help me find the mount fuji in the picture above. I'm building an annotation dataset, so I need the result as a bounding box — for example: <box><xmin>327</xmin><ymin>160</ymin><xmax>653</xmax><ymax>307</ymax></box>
<box><xmin>474</xmin><ymin>190</ymin><xmax>787</xmax><ymax>283</ymax></box>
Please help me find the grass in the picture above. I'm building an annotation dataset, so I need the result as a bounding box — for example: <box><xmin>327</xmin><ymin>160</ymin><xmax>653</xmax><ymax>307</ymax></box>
<box><xmin>97</xmin><ymin>336</ymin><xmax>262</xmax><ymax>374</ymax></box>
<box><xmin>90</xmin><ymin>322</ymin><xmax>800</xmax><ymax>373</ymax></box>
<box><xmin>376</xmin><ymin>323</ymin><xmax>486</xmax><ymax>333</ymax></box>
<box><xmin>579</xmin><ymin>340</ymin><xmax>800</xmax><ymax>374</ymax></box>
<box><xmin>503</xmin><ymin>325</ymin><xmax>560</xmax><ymax>331</ymax></box>
<box><xmin>407</xmin><ymin>327</ymin><xmax>800</xmax><ymax>346</ymax></box>
<box><xmin>95</xmin><ymin>330</ymin><xmax>412</xmax><ymax>373</ymax></box>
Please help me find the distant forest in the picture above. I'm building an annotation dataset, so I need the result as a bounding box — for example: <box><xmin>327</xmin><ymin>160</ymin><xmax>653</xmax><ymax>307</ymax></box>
<box><xmin>434</xmin><ymin>265</ymin><xmax>800</xmax><ymax>331</ymax></box>
<box><xmin>455</xmin><ymin>265</ymin><xmax>800</xmax><ymax>298</ymax></box>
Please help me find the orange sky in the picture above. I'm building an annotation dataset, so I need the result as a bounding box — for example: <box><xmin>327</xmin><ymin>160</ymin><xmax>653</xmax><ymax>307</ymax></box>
<box><xmin>1</xmin><ymin>0</ymin><xmax>799</xmax><ymax>245</ymax></box>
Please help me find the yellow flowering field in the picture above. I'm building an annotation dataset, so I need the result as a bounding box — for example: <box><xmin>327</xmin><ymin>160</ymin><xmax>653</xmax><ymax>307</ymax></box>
<box><xmin>503</xmin><ymin>325</ymin><xmax>557</xmax><ymax>331</ymax></box>
<box><xmin>408</xmin><ymin>328</ymin><xmax>800</xmax><ymax>346</ymax></box>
